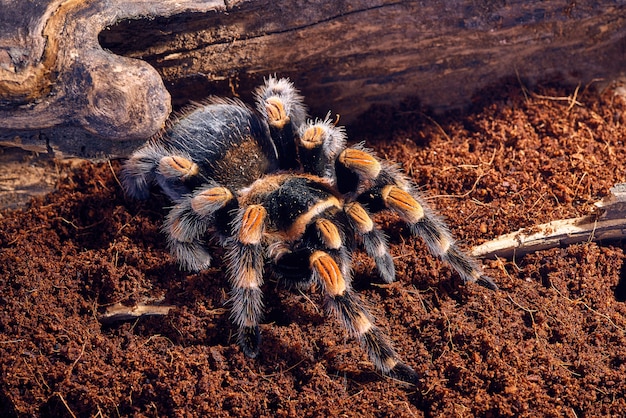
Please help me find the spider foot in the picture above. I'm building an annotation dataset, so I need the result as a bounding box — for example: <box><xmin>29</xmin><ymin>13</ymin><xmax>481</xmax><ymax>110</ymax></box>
<box><xmin>238</xmin><ymin>325</ymin><xmax>261</xmax><ymax>358</ymax></box>
<box><xmin>388</xmin><ymin>362</ymin><xmax>419</xmax><ymax>385</ymax></box>
<box><xmin>121</xmin><ymin>142</ymin><xmax>166</xmax><ymax>200</ymax></box>
<box><xmin>255</xmin><ymin>77</ymin><xmax>307</xmax><ymax>169</ymax></box>
<box><xmin>345</xmin><ymin>202</ymin><xmax>395</xmax><ymax>283</ymax></box>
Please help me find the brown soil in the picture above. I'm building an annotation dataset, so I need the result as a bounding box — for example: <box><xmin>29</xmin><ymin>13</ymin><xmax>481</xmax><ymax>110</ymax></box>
<box><xmin>1</xmin><ymin>81</ymin><xmax>626</xmax><ymax>417</ymax></box>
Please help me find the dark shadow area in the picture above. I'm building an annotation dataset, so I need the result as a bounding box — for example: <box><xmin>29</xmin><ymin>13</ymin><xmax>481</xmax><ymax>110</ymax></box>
<box><xmin>616</xmin><ymin>255</ymin><xmax>626</xmax><ymax>302</ymax></box>
<box><xmin>0</xmin><ymin>388</ymin><xmax>18</xmax><ymax>418</ymax></box>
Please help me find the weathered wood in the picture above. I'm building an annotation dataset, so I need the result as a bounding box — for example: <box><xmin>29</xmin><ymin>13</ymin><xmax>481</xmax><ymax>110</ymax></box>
<box><xmin>0</xmin><ymin>0</ymin><xmax>224</xmax><ymax>157</ymax></box>
<box><xmin>0</xmin><ymin>147</ymin><xmax>57</xmax><ymax>209</ymax></box>
<box><xmin>1</xmin><ymin>1</ymin><xmax>625</xmax><ymax>157</ymax></box>
<box><xmin>98</xmin><ymin>302</ymin><xmax>176</xmax><ymax>324</ymax></box>
<box><xmin>472</xmin><ymin>184</ymin><xmax>626</xmax><ymax>259</ymax></box>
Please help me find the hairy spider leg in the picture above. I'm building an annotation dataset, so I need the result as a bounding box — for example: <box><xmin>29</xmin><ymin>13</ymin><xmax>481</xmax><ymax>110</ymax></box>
<box><xmin>297</xmin><ymin>117</ymin><xmax>347</xmax><ymax>178</ymax></box>
<box><xmin>121</xmin><ymin>143</ymin><xmax>199</xmax><ymax>201</ymax></box>
<box><xmin>310</xmin><ymin>249</ymin><xmax>418</xmax><ymax>383</ymax></box>
<box><xmin>337</xmin><ymin>152</ymin><xmax>498</xmax><ymax>290</ymax></box>
<box><xmin>227</xmin><ymin>204</ymin><xmax>268</xmax><ymax>357</ymax></box>
<box><xmin>344</xmin><ymin>201</ymin><xmax>396</xmax><ymax>283</ymax></box>
<box><xmin>254</xmin><ymin>77</ymin><xmax>308</xmax><ymax>170</ymax></box>
<box><xmin>270</xmin><ymin>208</ymin><xmax>352</xmax><ymax>290</ymax></box>
<box><xmin>121</xmin><ymin>143</ymin><xmax>162</xmax><ymax>200</ymax></box>
<box><xmin>335</xmin><ymin>146</ymin><xmax>383</xmax><ymax>195</ymax></box>
<box><xmin>254</xmin><ymin>176</ymin><xmax>415</xmax><ymax>382</ymax></box>
<box><xmin>163</xmin><ymin>183</ymin><xmax>238</xmax><ymax>271</ymax></box>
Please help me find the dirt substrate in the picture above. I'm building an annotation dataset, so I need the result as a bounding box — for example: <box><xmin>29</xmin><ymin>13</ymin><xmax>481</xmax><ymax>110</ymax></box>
<box><xmin>1</xmin><ymin>81</ymin><xmax>626</xmax><ymax>417</ymax></box>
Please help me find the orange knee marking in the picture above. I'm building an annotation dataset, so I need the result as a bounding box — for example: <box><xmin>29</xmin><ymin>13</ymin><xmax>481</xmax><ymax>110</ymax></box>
<box><xmin>382</xmin><ymin>186</ymin><xmax>424</xmax><ymax>223</ymax></box>
<box><xmin>345</xmin><ymin>202</ymin><xmax>374</xmax><ymax>233</ymax></box>
<box><xmin>310</xmin><ymin>251</ymin><xmax>346</xmax><ymax>296</ymax></box>
<box><xmin>237</xmin><ymin>265</ymin><xmax>261</xmax><ymax>289</ymax></box>
<box><xmin>191</xmin><ymin>187</ymin><xmax>233</xmax><ymax>214</ymax></box>
<box><xmin>315</xmin><ymin>219</ymin><xmax>342</xmax><ymax>249</ymax></box>
<box><xmin>159</xmin><ymin>156</ymin><xmax>198</xmax><ymax>179</ymax></box>
<box><xmin>239</xmin><ymin>205</ymin><xmax>267</xmax><ymax>245</ymax></box>
<box><xmin>300</xmin><ymin>125</ymin><xmax>325</xmax><ymax>149</ymax></box>
<box><xmin>265</xmin><ymin>97</ymin><xmax>289</xmax><ymax>129</ymax></box>
<box><xmin>338</xmin><ymin>149</ymin><xmax>381</xmax><ymax>179</ymax></box>
<box><xmin>354</xmin><ymin>312</ymin><xmax>373</xmax><ymax>335</ymax></box>
<box><xmin>384</xmin><ymin>357</ymin><xmax>399</xmax><ymax>371</ymax></box>
<box><xmin>168</xmin><ymin>218</ymin><xmax>188</xmax><ymax>242</ymax></box>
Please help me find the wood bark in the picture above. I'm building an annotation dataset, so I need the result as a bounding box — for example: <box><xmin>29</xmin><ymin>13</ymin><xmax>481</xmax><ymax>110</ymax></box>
<box><xmin>1</xmin><ymin>0</ymin><xmax>625</xmax><ymax>157</ymax></box>
<box><xmin>0</xmin><ymin>0</ymin><xmax>224</xmax><ymax>157</ymax></box>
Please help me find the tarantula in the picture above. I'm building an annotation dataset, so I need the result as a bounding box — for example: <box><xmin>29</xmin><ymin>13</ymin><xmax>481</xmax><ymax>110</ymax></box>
<box><xmin>121</xmin><ymin>77</ymin><xmax>496</xmax><ymax>384</ymax></box>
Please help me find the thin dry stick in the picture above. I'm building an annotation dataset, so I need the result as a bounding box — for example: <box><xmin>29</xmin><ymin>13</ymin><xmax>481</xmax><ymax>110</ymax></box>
<box><xmin>515</xmin><ymin>67</ymin><xmax>530</xmax><ymax>102</ymax></box>
<box><xmin>507</xmin><ymin>294</ymin><xmax>540</xmax><ymax>342</ymax></box>
<box><xmin>422</xmin><ymin>112</ymin><xmax>452</xmax><ymax>142</ymax></box>
<box><xmin>55</xmin><ymin>392</ymin><xmax>78</xmax><ymax>418</ymax></box>
<box><xmin>566</xmin><ymin>83</ymin><xmax>581</xmax><ymax>112</ymax></box>
<box><xmin>98</xmin><ymin>302</ymin><xmax>175</xmax><ymax>323</ymax></box>
<box><xmin>532</xmin><ymin>90</ymin><xmax>583</xmax><ymax>108</ymax></box>
<box><xmin>108</xmin><ymin>159</ymin><xmax>123</xmax><ymax>190</ymax></box>
<box><xmin>64</xmin><ymin>341</ymin><xmax>87</xmax><ymax>382</ymax></box>
<box><xmin>551</xmin><ymin>285</ymin><xmax>625</xmax><ymax>334</ymax></box>
<box><xmin>473</xmin><ymin>183</ymin><xmax>626</xmax><ymax>259</ymax></box>
<box><xmin>433</xmin><ymin>147</ymin><xmax>498</xmax><ymax>200</ymax></box>
<box><xmin>260</xmin><ymin>359</ymin><xmax>306</xmax><ymax>379</ymax></box>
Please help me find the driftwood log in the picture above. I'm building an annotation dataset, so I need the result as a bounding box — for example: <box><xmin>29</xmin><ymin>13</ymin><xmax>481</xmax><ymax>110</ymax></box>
<box><xmin>0</xmin><ymin>0</ymin><xmax>223</xmax><ymax>157</ymax></box>
<box><xmin>1</xmin><ymin>1</ymin><xmax>626</xmax><ymax>157</ymax></box>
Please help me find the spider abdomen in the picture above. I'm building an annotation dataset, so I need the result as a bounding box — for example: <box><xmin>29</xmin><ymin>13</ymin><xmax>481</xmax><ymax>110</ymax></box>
<box><xmin>169</xmin><ymin>101</ymin><xmax>279</xmax><ymax>190</ymax></box>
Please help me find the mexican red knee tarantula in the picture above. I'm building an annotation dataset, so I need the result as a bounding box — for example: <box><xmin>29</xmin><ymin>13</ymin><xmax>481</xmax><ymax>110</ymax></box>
<box><xmin>121</xmin><ymin>77</ymin><xmax>496</xmax><ymax>384</ymax></box>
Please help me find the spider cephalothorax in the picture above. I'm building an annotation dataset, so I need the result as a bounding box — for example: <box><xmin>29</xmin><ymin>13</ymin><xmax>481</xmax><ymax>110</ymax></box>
<box><xmin>121</xmin><ymin>77</ymin><xmax>496</xmax><ymax>384</ymax></box>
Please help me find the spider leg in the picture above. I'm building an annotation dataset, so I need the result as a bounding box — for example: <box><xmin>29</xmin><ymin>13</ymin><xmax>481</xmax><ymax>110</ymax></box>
<box><xmin>227</xmin><ymin>204</ymin><xmax>267</xmax><ymax>358</ymax></box>
<box><xmin>269</xmin><ymin>215</ymin><xmax>346</xmax><ymax>292</ymax></box>
<box><xmin>121</xmin><ymin>141</ymin><xmax>167</xmax><ymax>200</ymax></box>
<box><xmin>336</xmin><ymin>148</ymin><xmax>497</xmax><ymax>290</ymax></box>
<box><xmin>122</xmin><ymin>142</ymin><xmax>202</xmax><ymax>202</ymax></box>
<box><xmin>334</xmin><ymin>145</ymin><xmax>383</xmax><ymax>195</ymax></box>
<box><xmin>164</xmin><ymin>184</ymin><xmax>237</xmax><ymax>271</ymax></box>
<box><xmin>269</xmin><ymin>210</ymin><xmax>412</xmax><ymax>381</ymax></box>
<box><xmin>344</xmin><ymin>202</ymin><xmax>395</xmax><ymax>283</ymax></box>
<box><xmin>297</xmin><ymin>117</ymin><xmax>346</xmax><ymax>178</ymax></box>
<box><xmin>254</xmin><ymin>76</ymin><xmax>307</xmax><ymax>170</ymax></box>
<box><xmin>310</xmin><ymin>250</ymin><xmax>418</xmax><ymax>383</ymax></box>
<box><xmin>375</xmin><ymin>180</ymin><xmax>496</xmax><ymax>290</ymax></box>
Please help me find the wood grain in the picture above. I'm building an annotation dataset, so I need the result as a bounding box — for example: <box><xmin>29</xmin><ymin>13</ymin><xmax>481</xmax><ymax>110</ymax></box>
<box><xmin>1</xmin><ymin>1</ymin><xmax>625</xmax><ymax>157</ymax></box>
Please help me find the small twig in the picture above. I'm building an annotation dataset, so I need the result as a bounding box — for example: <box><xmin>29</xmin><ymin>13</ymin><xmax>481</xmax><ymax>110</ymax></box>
<box><xmin>507</xmin><ymin>295</ymin><xmax>540</xmax><ymax>342</ymax></box>
<box><xmin>260</xmin><ymin>359</ymin><xmax>306</xmax><ymax>379</ymax></box>
<box><xmin>566</xmin><ymin>83</ymin><xmax>581</xmax><ymax>112</ymax></box>
<box><xmin>65</xmin><ymin>341</ymin><xmax>87</xmax><ymax>381</ymax></box>
<box><xmin>58</xmin><ymin>217</ymin><xmax>105</xmax><ymax>231</ymax></box>
<box><xmin>441</xmin><ymin>310</ymin><xmax>456</xmax><ymax>352</ymax></box>
<box><xmin>98</xmin><ymin>302</ymin><xmax>175</xmax><ymax>323</ymax></box>
<box><xmin>297</xmin><ymin>289</ymin><xmax>320</xmax><ymax>314</ymax></box>
<box><xmin>422</xmin><ymin>112</ymin><xmax>451</xmax><ymax>142</ymax></box>
<box><xmin>515</xmin><ymin>67</ymin><xmax>530</xmax><ymax>102</ymax></box>
<box><xmin>531</xmin><ymin>90</ymin><xmax>583</xmax><ymax>108</ymax></box>
<box><xmin>108</xmin><ymin>159</ymin><xmax>123</xmax><ymax>190</ymax></box>
<box><xmin>551</xmin><ymin>285</ymin><xmax>625</xmax><ymax>334</ymax></box>
<box><xmin>0</xmin><ymin>339</ymin><xmax>24</xmax><ymax>344</ymax></box>
<box><xmin>473</xmin><ymin>183</ymin><xmax>626</xmax><ymax>259</ymax></box>
<box><xmin>55</xmin><ymin>392</ymin><xmax>77</xmax><ymax>418</ymax></box>
<box><xmin>433</xmin><ymin>147</ymin><xmax>497</xmax><ymax>200</ymax></box>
